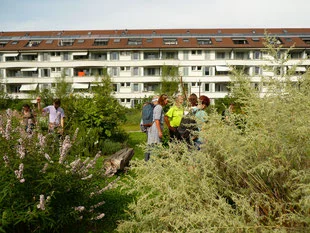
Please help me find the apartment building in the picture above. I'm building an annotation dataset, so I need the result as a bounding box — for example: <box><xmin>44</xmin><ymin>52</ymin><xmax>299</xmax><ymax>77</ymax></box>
<box><xmin>1</xmin><ymin>28</ymin><xmax>310</xmax><ymax>107</ymax></box>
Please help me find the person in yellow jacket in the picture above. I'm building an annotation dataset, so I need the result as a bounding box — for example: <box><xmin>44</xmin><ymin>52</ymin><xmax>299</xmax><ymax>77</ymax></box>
<box><xmin>164</xmin><ymin>93</ymin><xmax>184</xmax><ymax>141</ymax></box>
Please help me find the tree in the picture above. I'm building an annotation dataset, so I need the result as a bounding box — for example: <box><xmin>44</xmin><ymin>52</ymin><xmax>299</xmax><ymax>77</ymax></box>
<box><xmin>160</xmin><ymin>65</ymin><xmax>180</xmax><ymax>96</ymax></box>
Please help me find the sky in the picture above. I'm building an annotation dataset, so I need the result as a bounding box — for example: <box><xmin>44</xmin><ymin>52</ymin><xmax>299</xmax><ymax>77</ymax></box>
<box><xmin>0</xmin><ymin>0</ymin><xmax>309</xmax><ymax>32</ymax></box>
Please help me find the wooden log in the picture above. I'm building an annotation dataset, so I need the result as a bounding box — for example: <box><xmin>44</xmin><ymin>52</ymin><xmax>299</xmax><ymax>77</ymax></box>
<box><xmin>103</xmin><ymin>148</ymin><xmax>134</xmax><ymax>176</ymax></box>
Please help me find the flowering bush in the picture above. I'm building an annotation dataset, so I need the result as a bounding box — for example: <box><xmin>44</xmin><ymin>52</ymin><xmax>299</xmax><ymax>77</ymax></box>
<box><xmin>0</xmin><ymin>110</ymin><xmax>116</xmax><ymax>233</ymax></box>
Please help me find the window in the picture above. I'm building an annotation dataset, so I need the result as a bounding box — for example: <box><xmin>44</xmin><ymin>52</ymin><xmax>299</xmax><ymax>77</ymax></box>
<box><xmin>191</xmin><ymin>50</ymin><xmax>202</xmax><ymax>55</ymax></box>
<box><xmin>144</xmin><ymin>67</ymin><xmax>159</xmax><ymax>76</ymax></box>
<box><xmin>144</xmin><ymin>83</ymin><xmax>159</xmax><ymax>92</ymax></box>
<box><xmin>216</xmin><ymin>52</ymin><xmax>226</xmax><ymax>59</ymax></box>
<box><xmin>121</xmin><ymin>82</ymin><xmax>130</xmax><ymax>87</ymax></box>
<box><xmin>215</xmin><ymin>83</ymin><xmax>229</xmax><ymax>92</ymax></box>
<box><xmin>146</xmin><ymin>38</ymin><xmax>153</xmax><ymax>43</ymax></box>
<box><xmin>92</xmin><ymin>52</ymin><xmax>107</xmax><ymax>60</ymax></box>
<box><xmin>11</xmin><ymin>41</ymin><xmax>18</xmax><ymax>45</ymax></box>
<box><xmin>289</xmin><ymin>51</ymin><xmax>303</xmax><ymax>59</ymax></box>
<box><xmin>133</xmin><ymin>84</ymin><xmax>139</xmax><ymax>92</ymax></box>
<box><xmin>51</xmin><ymin>67</ymin><xmax>61</xmax><ymax>72</ymax></box>
<box><xmin>285</xmin><ymin>38</ymin><xmax>292</xmax><ymax>42</ymax></box>
<box><xmin>144</xmin><ymin>52</ymin><xmax>159</xmax><ymax>60</ymax></box>
<box><xmin>254</xmin><ymin>66</ymin><xmax>261</xmax><ymax>75</ymax></box>
<box><xmin>183</xmin><ymin>67</ymin><xmax>189</xmax><ymax>76</ymax></box>
<box><xmin>25</xmin><ymin>40</ymin><xmax>41</xmax><ymax>47</ymax></box>
<box><xmin>110</xmin><ymin>52</ymin><xmax>119</xmax><ymax>60</ymax></box>
<box><xmin>274</xmin><ymin>67</ymin><xmax>282</xmax><ymax>76</ymax></box>
<box><xmin>269</xmin><ymin>37</ymin><xmax>283</xmax><ymax>45</ymax></box>
<box><xmin>191</xmin><ymin>66</ymin><xmax>202</xmax><ymax>71</ymax></box>
<box><xmin>197</xmin><ymin>38</ymin><xmax>212</xmax><ymax>45</ymax></box>
<box><xmin>183</xmin><ymin>38</ymin><xmax>189</xmax><ymax>43</ymax></box>
<box><xmin>301</xmin><ymin>37</ymin><xmax>310</xmax><ymax>44</ymax></box>
<box><xmin>128</xmin><ymin>39</ymin><xmax>142</xmax><ymax>45</ymax></box>
<box><xmin>77</xmin><ymin>39</ymin><xmax>85</xmax><ymax>43</ymax></box>
<box><xmin>235</xmin><ymin>52</ymin><xmax>248</xmax><ymax>60</ymax></box>
<box><xmin>120</xmin><ymin>66</ymin><xmax>130</xmax><ymax>71</ymax></box>
<box><xmin>204</xmin><ymin>66</ymin><xmax>211</xmax><ymax>76</ymax></box>
<box><xmin>0</xmin><ymin>41</ymin><xmax>8</xmax><ymax>47</ymax></box>
<box><xmin>58</xmin><ymin>39</ymin><xmax>74</xmax><ymax>46</ymax></box>
<box><xmin>232</xmin><ymin>38</ymin><xmax>248</xmax><ymax>44</ymax></box>
<box><xmin>133</xmin><ymin>67</ymin><xmax>139</xmax><ymax>76</ymax></box>
<box><xmin>163</xmin><ymin>38</ymin><xmax>177</xmax><ymax>45</ymax></box>
<box><xmin>93</xmin><ymin>39</ymin><xmax>109</xmax><ymax>46</ymax></box>
<box><xmin>45</xmin><ymin>40</ymin><xmax>53</xmax><ymax>44</ymax></box>
<box><xmin>120</xmin><ymin>51</ymin><xmax>130</xmax><ymax>56</ymax></box>
<box><xmin>51</xmin><ymin>52</ymin><xmax>61</xmax><ymax>56</ymax></box>
<box><xmin>113</xmin><ymin>84</ymin><xmax>118</xmax><ymax>92</ymax></box>
<box><xmin>253</xmin><ymin>51</ymin><xmax>261</xmax><ymax>59</ymax></box>
<box><xmin>163</xmin><ymin>51</ymin><xmax>178</xmax><ymax>59</ymax></box>
<box><xmin>113</xmin><ymin>38</ymin><xmax>120</xmax><ymax>43</ymax></box>
<box><xmin>111</xmin><ymin>67</ymin><xmax>118</xmax><ymax>76</ymax></box>
<box><xmin>252</xmin><ymin>37</ymin><xmax>260</xmax><ymax>42</ymax></box>
<box><xmin>204</xmin><ymin>83</ymin><xmax>210</xmax><ymax>92</ymax></box>
<box><xmin>215</xmin><ymin>38</ymin><xmax>223</xmax><ymax>42</ymax></box>
<box><xmin>132</xmin><ymin>51</ymin><xmax>140</xmax><ymax>60</ymax></box>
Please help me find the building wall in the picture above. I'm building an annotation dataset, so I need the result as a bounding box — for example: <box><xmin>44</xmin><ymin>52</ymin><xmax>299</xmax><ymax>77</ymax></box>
<box><xmin>1</xmin><ymin>28</ymin><xmax>310</xmax><ymax>108</ymax></box>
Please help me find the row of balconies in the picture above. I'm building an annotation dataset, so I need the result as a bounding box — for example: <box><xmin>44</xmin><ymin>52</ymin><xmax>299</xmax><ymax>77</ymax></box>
<box><xmin>2</xmin><ymin>65</ymin><xmax>307</xmax><ymax>79</ymax></box>
<box><xmin>1</xmin><ymin>49</ymin><xmax>308</xmax><ymax>63</ymax></box>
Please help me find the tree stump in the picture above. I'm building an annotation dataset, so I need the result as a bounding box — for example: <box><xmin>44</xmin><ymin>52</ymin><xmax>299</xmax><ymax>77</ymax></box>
<box><xmin>103</xmin><ymin>148</ymin><xmax>134</xmax><ymax>176</ymax></box>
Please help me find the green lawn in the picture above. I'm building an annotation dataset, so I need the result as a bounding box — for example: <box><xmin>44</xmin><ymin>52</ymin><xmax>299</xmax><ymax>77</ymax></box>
<box><xmin>127</xmin><ymin>131</ymin><xmax>147</xmax><ymax>160</ymax></box>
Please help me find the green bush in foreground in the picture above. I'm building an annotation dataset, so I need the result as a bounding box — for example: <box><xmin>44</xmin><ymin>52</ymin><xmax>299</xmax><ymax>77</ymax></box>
<box><xmin>117</xmin><ymin>74</ymin><xmax>310</xmax><ymax>232</ymax></box>
<box><xmin>0</xmin><ymin>110</ymin><xmax>116</xmax><ymax>233</ymax></box>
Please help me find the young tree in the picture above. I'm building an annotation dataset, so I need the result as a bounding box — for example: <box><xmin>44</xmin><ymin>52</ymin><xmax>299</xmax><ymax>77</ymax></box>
<box><xmin>160</xmin><ymin>65</ymin><xmax>180</xmax><ymax>96</ymax></box>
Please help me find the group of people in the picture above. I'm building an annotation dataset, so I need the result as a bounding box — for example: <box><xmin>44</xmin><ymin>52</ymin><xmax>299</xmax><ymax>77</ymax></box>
<box><xmin>21</xmin><ymin>97</ymin><xmax>65</xmax><ymax>135</ymax></box>
<box><xmin>144</xmin><ymin>93</ymin><xmax>210</xmax><ymax>161</ymax></box>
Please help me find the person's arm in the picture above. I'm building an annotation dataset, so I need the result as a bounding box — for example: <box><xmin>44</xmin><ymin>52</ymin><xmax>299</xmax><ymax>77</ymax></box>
<box><xmin>164</xmin><ymin>115</ymin><xmax>171</xmax><ymax>128</ymax></box>
<box><xmin>164</xmin><ymin>109</ymin><xmax>176</xmax><ymax>132</ymax></box>
<box><xmin>155</xmin><ymin>119</ymin><xmax>162</xmax><ymax>139</ymax></box>
<box><xmin>36</xmin><ymin>96</ymin><xmax>44</xmax><ymax>113</ymax></box>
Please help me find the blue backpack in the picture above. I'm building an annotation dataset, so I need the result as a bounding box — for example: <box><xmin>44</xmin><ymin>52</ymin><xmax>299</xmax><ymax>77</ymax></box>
<box><xmin>140</xmin><ymin>102</ymin><xmax>155</xmax><ymax>132</ymax></box>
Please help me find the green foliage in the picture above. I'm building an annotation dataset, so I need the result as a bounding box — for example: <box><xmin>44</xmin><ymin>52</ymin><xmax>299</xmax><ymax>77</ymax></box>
<box><xmin>35</xmin><ymin>72</ymin><xmax>128</xmax><ymax>155</ymax></box>
<box><xmin>0</xmin><ymin>111</ymin><xmax>116</xmax><ymax>233</ymax></box>
<box><xmin>160</xmin><ymin>65</ymin><xmax>180</xmax><ymax>96</ymax></box>
<box><xmin>117</xmin><ymin>39</ymin><xmax>310</xmax><ymax>233</ymax></box>
<box><xmin>0</xmin><ymin>81</ymin><xmax>13</xmax><ymax>110</ymax></box>
<box><xmin>67</xmin><ymin>76</ymin><xmax>127</xmax><ymax>142</ymax></box>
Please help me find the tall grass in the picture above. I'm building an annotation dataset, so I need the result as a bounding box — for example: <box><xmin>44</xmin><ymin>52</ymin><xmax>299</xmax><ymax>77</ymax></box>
<box><xmin>116</xmin><ymin>73</ymin><xmax>310</xmax><ymax>232</ymax></box>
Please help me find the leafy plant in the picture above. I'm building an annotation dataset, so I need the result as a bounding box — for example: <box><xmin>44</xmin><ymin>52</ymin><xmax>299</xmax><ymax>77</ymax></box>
<box><xmin>0</xmin><ymin>110</ymin><xmax>118</xmax><ymax>233</ymax></box>
<box><xmin>117</xmin><ymin>35</ymin><xmax>310</xmax><ymax>233</ymax></box>
<box><xmin>160</xmin><ymin>65</ymin><xmax>180</xmax><ymax>96</ymax></box>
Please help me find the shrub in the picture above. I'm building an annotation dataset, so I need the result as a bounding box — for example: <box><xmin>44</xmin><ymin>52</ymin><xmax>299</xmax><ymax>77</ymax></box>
<box><xmin>117</xmin><ymin>62</ymin><xmax>310</xmax><ymax>232</ymax></box>
<box><xmin>0</xmin><ymin>110</ymin><xmax>117</xmax><ymax>233</ymax></box>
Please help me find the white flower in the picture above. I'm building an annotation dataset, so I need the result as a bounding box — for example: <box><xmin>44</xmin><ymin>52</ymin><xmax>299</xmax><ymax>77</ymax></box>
<box><xmin>37</xmin><ymin>194</ymin><xmax>46</xmax><ymax>210</ymax></box>
<box><xmin>74</xmin><ymin>206</ymin><xmax>85</xmax><ymax>212</ymax></box>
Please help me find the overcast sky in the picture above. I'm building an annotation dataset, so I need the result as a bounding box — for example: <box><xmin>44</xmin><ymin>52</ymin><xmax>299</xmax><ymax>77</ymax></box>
<box><xmin>0</xmin><ymin>0</ymin><xmax>309</xmax><ymax>31</ymax></box>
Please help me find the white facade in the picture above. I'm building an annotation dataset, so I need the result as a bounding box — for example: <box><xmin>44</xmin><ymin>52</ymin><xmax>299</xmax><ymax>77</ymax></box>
<box><xmin>1</xmin><ymin>28</ymin><xmax>310</xmax><ymax>107</ymax></box>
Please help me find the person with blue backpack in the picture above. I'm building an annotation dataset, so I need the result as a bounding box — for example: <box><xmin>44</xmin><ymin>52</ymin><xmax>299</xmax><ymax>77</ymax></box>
<box><xmin>145</xmin><ymin>94</ymin><xmax>168</xmax><ymax>161</ymax></box>
<box><xmin>140</xmin><ymin>96</ymin><xmax>158</xmax><ymax>133</ymax></box>
<box><xmin>141</xmin><ymin>96</ymin><xmax>158</xmax><ymax>161</ymax></box>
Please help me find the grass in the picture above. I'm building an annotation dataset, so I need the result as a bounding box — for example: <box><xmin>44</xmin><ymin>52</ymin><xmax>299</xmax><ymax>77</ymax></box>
<box><xmin>93</xmin><ymin>130</ymin><xmax>146</xmax><ymax>232</ymax></box>
<box><xmin>127</xmin><ymin>131</ymin><xmax>147</xmax><ymax>160</ymax></box>
<box><xmin>121</xmin><ymin>108</ymin><xmax>141</xmax><ymax>132</ymax></box>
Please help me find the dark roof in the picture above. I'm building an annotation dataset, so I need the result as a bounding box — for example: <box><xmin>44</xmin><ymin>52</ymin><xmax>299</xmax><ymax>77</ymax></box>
<box><xmin>1</xmin><ymin>28</ymin><xmax>310</xmax><ymax>51</ymax></box>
